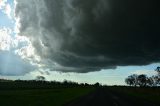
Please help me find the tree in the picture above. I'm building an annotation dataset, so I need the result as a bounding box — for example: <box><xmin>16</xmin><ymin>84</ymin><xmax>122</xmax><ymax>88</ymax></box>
<box><xmin>36</xmin><ymin>76</ymin><xmax>46</xmax><ymax>81</ymax></box>
<box><xmin>137</xmin><ymin>74</ymin><xmax>147</xmax><ymax>87</ymax></box>
<box><xmin>125</xmin><ymin>67</ymin><xmax>160</xmax><ymax>87</ymax></box>
<box><xmin>153</xmin><ymin>75</ymin><xmax>160</xmax><ymax>85</ymax></box>
<box><xmin>155</xmin><ymin>66</ymin><xmax>160</xmax><ymax>76</ymax></box>
<box><xmin>125</xmin><ymin>74</ymin><xmax>138</xmax><ymax>86</ymax></box>
<box><xmin>94</xmin><ymin>82</ymin><xmax>101</xmax><ymax>87</ymax></box>
<box><xmin>125</xmin><ymin>78</ymin><xmax>133</xmax><ymax>86</ymax></box>
<box><xmin>146</xmin><ymin>77</ymin><xmax>154</xmax><ymax>87</ymax></box>
<box><xmin>154</xmin><ymin>67</ymin><xmax>160</xmax><ymax>85</ymax></box>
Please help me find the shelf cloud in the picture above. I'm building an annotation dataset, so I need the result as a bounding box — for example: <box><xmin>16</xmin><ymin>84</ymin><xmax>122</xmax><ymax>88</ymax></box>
<box><xmin>15</xmin><ymin>0</ymin><xmax>160</xmax><ymax>73</ymax></box>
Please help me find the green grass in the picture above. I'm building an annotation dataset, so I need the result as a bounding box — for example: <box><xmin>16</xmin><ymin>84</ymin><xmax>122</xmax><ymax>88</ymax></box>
<box><xmin>0</xmin><ymin>87</ymin><xmax>94</xmax><ymax>106</ymax></box>
<box><xmin>109</xmin><ymin>86</ymin><xmax>160</xmax><ymax>105</ymax></box>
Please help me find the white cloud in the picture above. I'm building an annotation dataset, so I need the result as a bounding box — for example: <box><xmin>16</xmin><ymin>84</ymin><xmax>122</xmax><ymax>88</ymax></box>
<box><xmin>0</xmin><ymin>0</ymin><xmax>7</xmax><ymax>8</ymax></box>
<box><xmin>4</xmin><ymin>3</ymin><xmax>11</xmax><ymax>18</ymax></box>
<box><xmin>14</xmin><ymin>42</ymin><xmax>41</xmax><ymax>64</ymax></box>
<box><xmin>0</xmin><ymin>0</ymin><xmax>12</xmax><ymax>19</ymax></box>
<box><xmin>0</xmin><ymin>27</ymin><xmax>13</xmax><ymax>50</ymax></box>
<box><xmin>0</xmin><ymin>27</ymin><xmax>40</xmax><ymax>75</ymax></box>
<box><xmin>0</xmin><ymin>27</ymin><xmax>28</xmax><ymax>51</ymax></box>
<box><xmin>0</xmin><ymin>1</ymin><xmax>43</xmax><ymax>76</ymax></box>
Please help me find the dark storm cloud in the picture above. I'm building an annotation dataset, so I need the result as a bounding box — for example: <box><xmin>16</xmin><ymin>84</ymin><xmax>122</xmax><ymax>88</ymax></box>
<box><xmin>15</xmin><ymin>0</ymin><xmax>160</xmax><ymax>72</ymax></box>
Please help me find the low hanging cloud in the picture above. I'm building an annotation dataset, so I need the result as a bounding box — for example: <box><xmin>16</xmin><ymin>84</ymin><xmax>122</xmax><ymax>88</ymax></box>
<box><xmin>15</xmin><ymin>0</ymin><xmax>160</xmax><ymax>73</ymax></box>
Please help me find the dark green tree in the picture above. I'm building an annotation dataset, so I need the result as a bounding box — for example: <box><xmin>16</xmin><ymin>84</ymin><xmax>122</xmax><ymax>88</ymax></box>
<box><xmin>36</xmin><ymin>76</ymin><xmax>46</xmax><ymax>81</ymax></box>
<box><xmin>155</xmin><ymin>66</ymin><xmax>160</xmax><ymax>76</ymax></box>
<box><xmin>154</xmin><ymin>67</ymin><xmax>160</xmax><ymax>85</ymax></box>
<box><xmin>137</xmin><ymin>74</ymin><xmax>147</xmax><ymax>87</ymax></box>
<box><xmin>125</xmin><ymin>74</ymin><xmax>138</xmax><ymax>86</ymax></box>
<box><xmin>146</xmin><ymin>77</ymin><xmax>154</xmax><ymax>87</ymax></box>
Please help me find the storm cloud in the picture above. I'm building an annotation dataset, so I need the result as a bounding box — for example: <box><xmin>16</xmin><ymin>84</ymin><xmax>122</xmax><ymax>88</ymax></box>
<box><xmin>15</xmin><ymin>0</ymin><xmax>160</xmax><ymax>72</ymax></box>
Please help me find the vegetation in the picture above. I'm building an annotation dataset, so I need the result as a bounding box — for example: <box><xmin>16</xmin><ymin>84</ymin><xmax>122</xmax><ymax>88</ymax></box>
<box><xmin>109</xmin><ymin>86</ymin><xmax>160</xmax><ymax>105</ymax></box>
<box><xmin>0</xmin><ymin>79</ymin><xmax>98</xmax><ymax>90</ymax></box>
<box><xmin>0</xmin><ymin>79</ymin><xmax>96</xmax><ymax>106</ymax></box>
<box><xmin>0</xmin><ymin>67</ymin><xmax>159</xmax><ymax>105</ymax></box>
<box><xmin>36</xmin><ymin>75</ymin><xmax>46</xmax><ymax>81</ymax></box>
<box><xmin>0</xmin><ymin>87</ymin><xmax>94</xmax><ymax>106</ymax></box>
<box><xmin>125</xmin><ymin>67</ymin><xmax>160</xmax><ymax>87</ymax></box>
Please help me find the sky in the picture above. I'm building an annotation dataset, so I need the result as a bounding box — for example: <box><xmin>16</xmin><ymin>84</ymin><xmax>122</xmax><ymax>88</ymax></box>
<box><xmin>0</xmin><ymin>0</ymin><xmax>159</xmax><ymax>85</ymax></box>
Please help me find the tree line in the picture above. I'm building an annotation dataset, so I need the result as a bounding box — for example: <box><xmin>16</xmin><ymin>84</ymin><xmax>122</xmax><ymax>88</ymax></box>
<box><xmin>0</xmin><ymin>78</ymin><xmax>101</xmax><ymax>90</ymax></box>
<box><xmin>125</xmin><ymin>67</ymin><xmax>160</xmax><ymax>87</ymax></box>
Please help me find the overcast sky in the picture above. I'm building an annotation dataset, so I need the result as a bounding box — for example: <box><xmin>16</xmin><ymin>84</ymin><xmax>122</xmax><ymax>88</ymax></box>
<box><xmin>0</xmin><ymin>0</ymin><xmax>159</xmax><ymax>85</ymax></box>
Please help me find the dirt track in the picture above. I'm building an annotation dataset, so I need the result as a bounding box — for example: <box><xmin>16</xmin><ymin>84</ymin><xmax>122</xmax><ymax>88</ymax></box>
<box><xmin>65</xmin><ymin>88</ymin><xmax>158</xmax><ymax>106</ymax></box>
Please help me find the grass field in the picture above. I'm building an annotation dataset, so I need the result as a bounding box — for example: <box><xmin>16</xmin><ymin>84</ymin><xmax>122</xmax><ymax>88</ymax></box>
<box><xmin>0</xmin><ymin>80</ymin><xmax>160</xmax><ymax>106</ymax></box>
<box><xmin>109</xmin><ymin>86</ymin><xmax>160</xmax><ymax>105</ymax></box>
<box><xmin>0</xmin><ymin>87</ymin><xmax>94</xmax><ymax>106</ymax></box>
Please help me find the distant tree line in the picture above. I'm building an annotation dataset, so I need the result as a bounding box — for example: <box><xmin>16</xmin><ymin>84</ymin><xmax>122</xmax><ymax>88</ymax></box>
<box><xmin>0</xmin><ymin>77</ymin><xmax>102</xmax><ymax>90</ymax></box>
<box><xmin>125</xmin><ymin>67</ymin><xmax>160</xmax><ymax>87</ymax></box>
